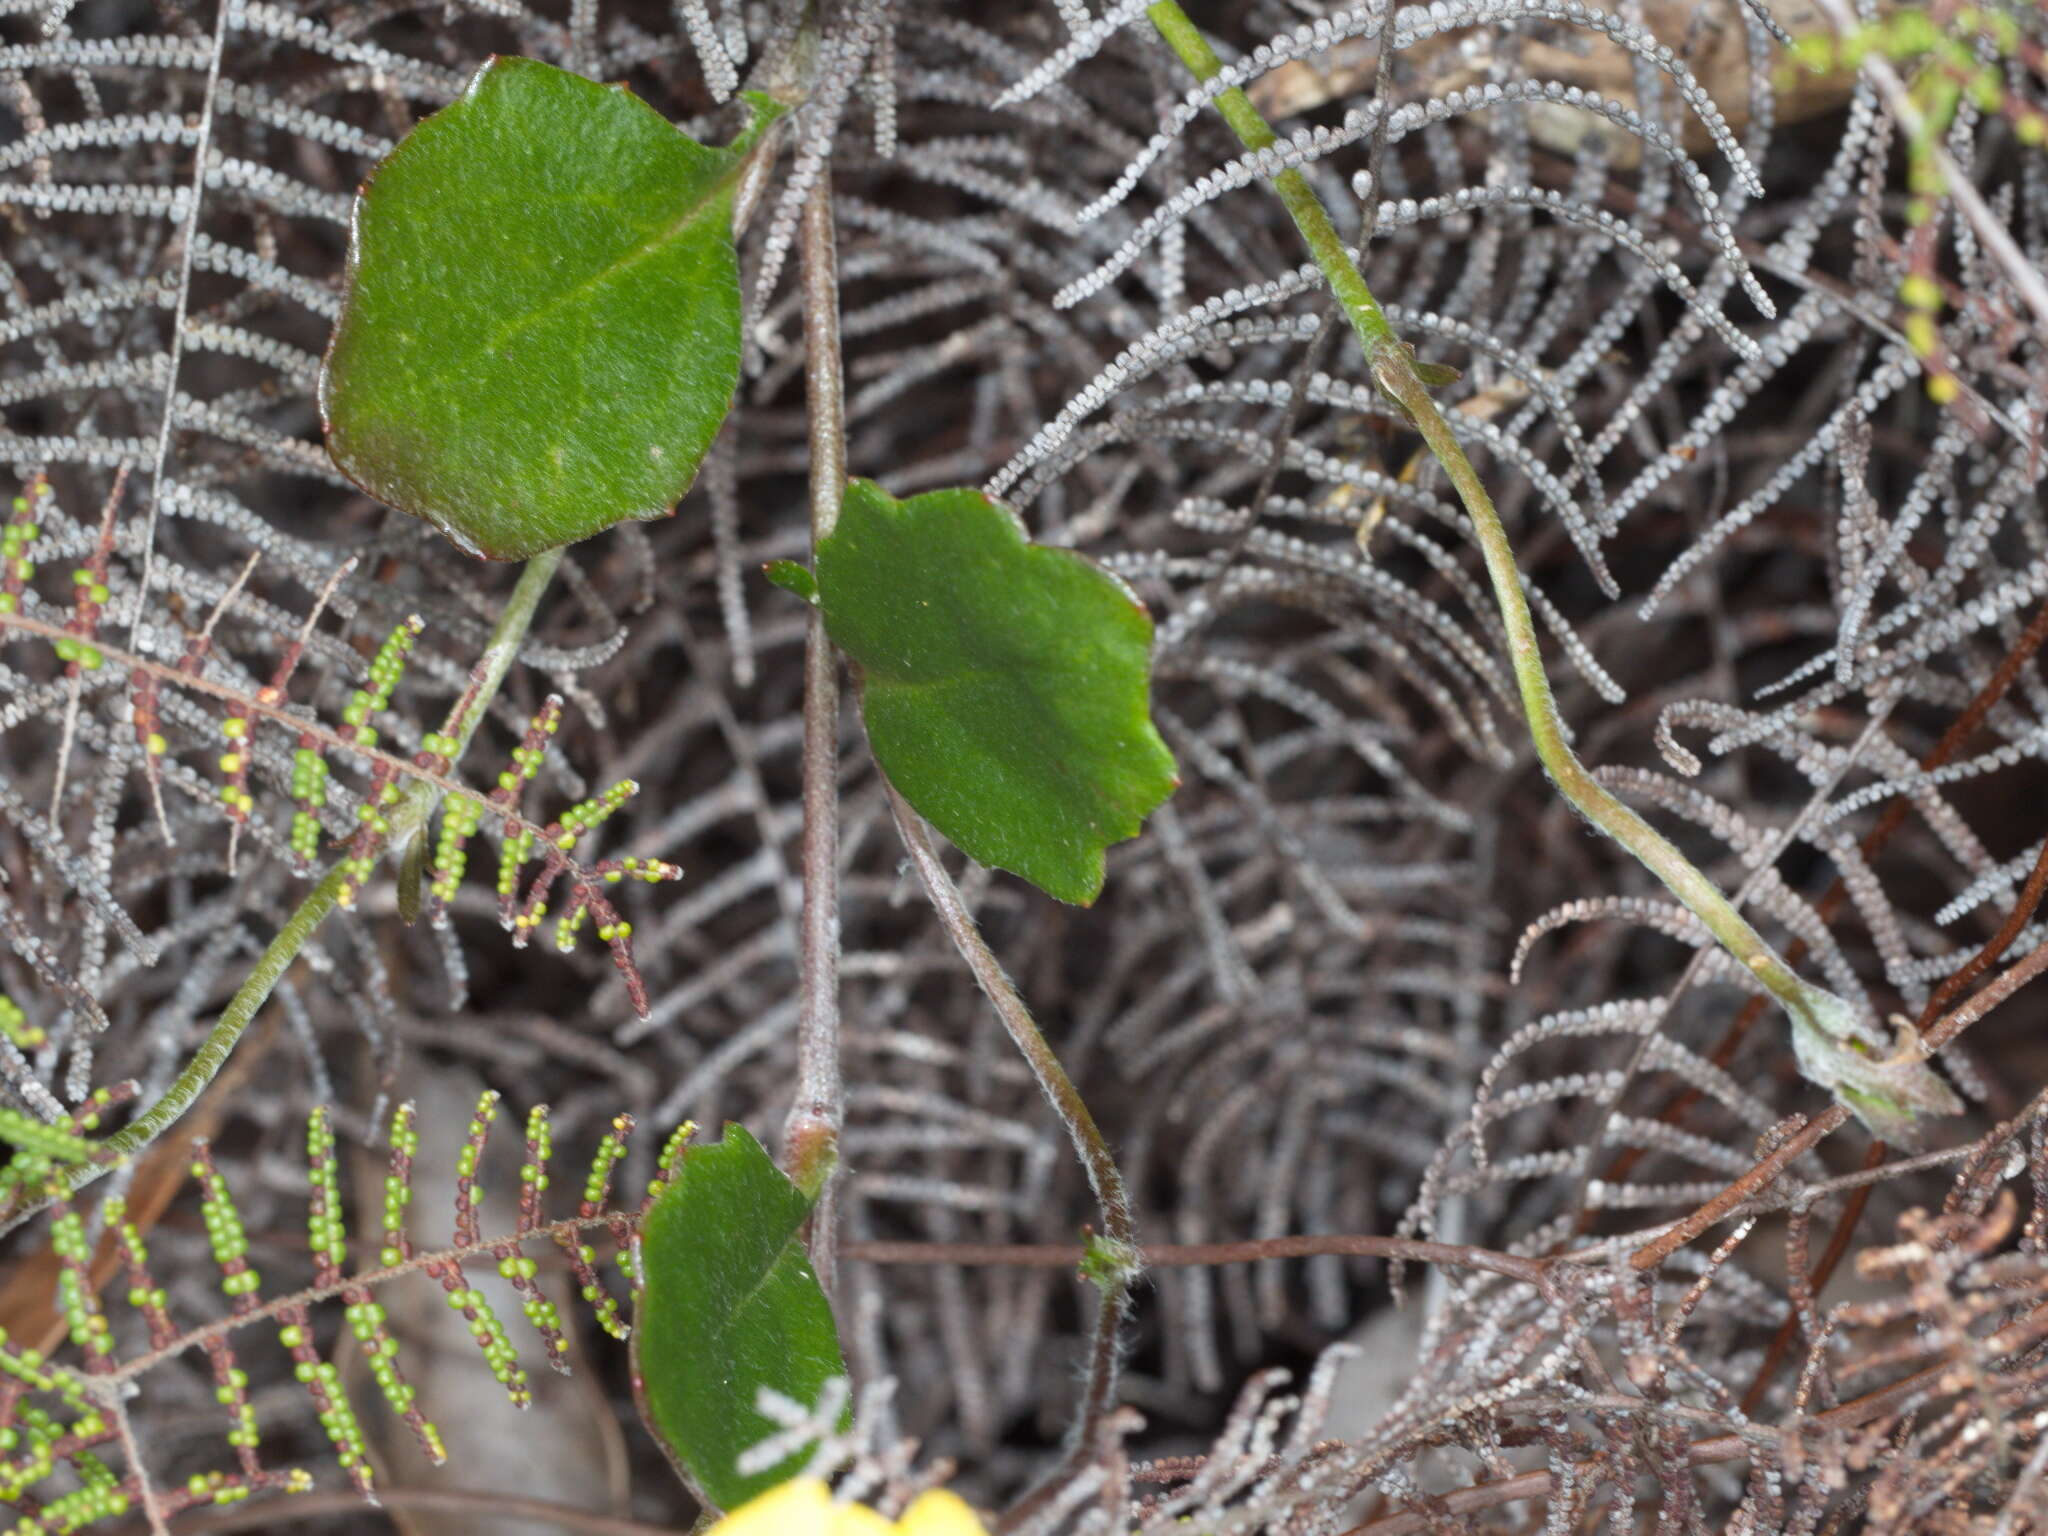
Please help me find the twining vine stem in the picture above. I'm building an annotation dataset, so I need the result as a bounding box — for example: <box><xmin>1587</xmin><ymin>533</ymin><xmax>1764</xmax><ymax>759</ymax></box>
<box><xmin>0</xmin><ymin>548</ymin><xmax>563</xmax><ymax>1234</ymax></box>
<box><xmin>882</xmin><ymin>782</ymin><xmax>1139</xmax><ymax>1478</ymax></box>
<box><xmin>1141</xmin><ymin>0</ymin><xmax>1941</xmax><ymax>1126</ymax></box>
<box><xmin>783</xmin><ymin>171</ymin><xmax>848</xmax><ymax>1257</ymax></box>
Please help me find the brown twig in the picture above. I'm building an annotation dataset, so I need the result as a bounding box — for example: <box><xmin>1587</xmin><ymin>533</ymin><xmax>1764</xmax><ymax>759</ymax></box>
<box><xmin>1636</xmin><ymin>931</ymin><xmax>2048</xmax><ymax>1271</ymax></box>
<box><xmin>842</xmin><ymin>1235</ymin><xmax>1551</xmax><ymax>1285</ymax></box>
<box><xmin>1336</xmin><ymin>1357</ymin><xmax>1953</xmax><ymax>1535</ymax></box>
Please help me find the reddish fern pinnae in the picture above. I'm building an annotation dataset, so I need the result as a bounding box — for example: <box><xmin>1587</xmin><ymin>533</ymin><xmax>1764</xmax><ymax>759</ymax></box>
<box><xmin>414</xmin><ymin>1090</ymin><xmax>531</xmax><ymax>1405</ymax></box>
<box><xmin>110</xmin><ymin>1207</ymin><xmax>177</xmax><ymax>1352</ymax></box>
<box><xmin>0</xmin><ymin>474</ymin><xmax>47</xmax><ymax>613</ymax></box>
<box><xmin>47</xmin><ymin>470</ymin><xmax>123</xmax><ymax>813</ymax></box>
<box><xmin>382</xmin><ymin>1102</ymin><xmax>419</xmax><ymax>1267</ymax></box>
<box><xmin>583</xmin><ymin>884</ymin><xmax>650</xmax><ymax>1017</ymax></box>
<box><xmin>492</xmin><ymin>696</ymin><xmax>561</xmax><ymax>929</ymax></box>
<box><xmin>200</xmin><ymin>1138</ymin><xmax>378</xmax><ymax>1496</ymax></box>
<box><xmin>188</xmin><ymin>1145</ymin><xmax>264</xmax><ymax>1477</ymax></box>
<box><xmin>452</xmin><ymin>1089</ymin><xmax>498</xmax><ymax>1251</ymax></box>
<box><xmin>57</xmin><ymin>468</ymin><xmax>118</xmax><ymax>669</ymax></box>
<box><xmin>635</xmin><ymin>1122</ymin><xmax>697</xmax><ymax>1229</ymax></box>
<box><xmin>305</xmin><ymin>1108</ymin><xmax>443</xmax><ymax>1464</ymax></box>
<box><xmin>556</xmin><ymin>1113</ymin><xmax>634</xmax><ymax>1342</ymax></box>
<box><xmin>130</xmin><ymin>670</ymin><xmax>171</xmax><ymax>841</ymax></box>
<box><xmin>417</xmin><ymin>1248</ymin><xmax>533</xmax><ymax>1410</ymax></box>
<box><xmin>499</xmin><ymin>1104</ymin><xmax>570</xmax><ymax>1374</ymax></box>
<box><xmin>48</xmin><ymin>1196</ymin><xmax>114</xmax><ymax>1372</ymax></box>
<box><xmin>488</xmin><ymin>695</ymin><xmax>563</xmax><ymax>818</ymax></box>
<box><xmin>517</xmin><ymin>1104</ymin><xmax>550</xmax><ymax>1238</ymax></box>
<box><xmin>508</xmin><ymin>847</ymin><xmax>566</xmax><ymax>948</ymax></box>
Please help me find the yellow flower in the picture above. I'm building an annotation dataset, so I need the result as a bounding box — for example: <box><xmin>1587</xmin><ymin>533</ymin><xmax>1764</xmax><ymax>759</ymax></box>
<box><xmin>710</xmin><ymin>1478</ymin><xmax>988</xmax><ymax>1536</ymax></box>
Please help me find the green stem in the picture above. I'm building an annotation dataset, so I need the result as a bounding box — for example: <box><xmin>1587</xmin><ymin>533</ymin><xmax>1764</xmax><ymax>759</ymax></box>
<box><xmin>1143</xmin><ymin>1</ymin><xmax>1868</xmax><ymax>1065</ymax></box>
<box><xmin>881</xmin><ymin>781</ymin><xmax>1138</xmax><ymax>1481</ymax></box>
<box><xmin>3</xmin><ymin>548</ymin><xmax>563</xmax><ymax>1232</ymax></box>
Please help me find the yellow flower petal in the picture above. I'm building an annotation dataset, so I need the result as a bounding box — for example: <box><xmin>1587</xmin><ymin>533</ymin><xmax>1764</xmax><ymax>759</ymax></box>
<box><xmin>831</xmin><ymin>1499</ymin><xmax>897</xmax><ymax>1536</ymax></box>
<box><xmin>894</xmin><ymin>1489</ymin><xmax>989</xmax><ymax>1536</ymax></box>
<box><xmin>711</xmin><ymin>1478</ymin><xmax>835</xmax><ymax>1536</ymax></box>
<box><xmin>707</xmin><ymin>1478</ymin><xmax>987</xmax><ymax>1536</ymax></box>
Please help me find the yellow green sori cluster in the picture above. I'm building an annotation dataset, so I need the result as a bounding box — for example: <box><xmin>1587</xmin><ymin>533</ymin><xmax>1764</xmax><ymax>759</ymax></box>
<box><xmin>0</xmin><ymin>1332</ymin><xmax>120</xmax><ymax>1528</ymax></box>
<box><xmin>341</xmin><ymin>614</ymin><xmax>424</xmax><ymax>750</ymax></box>
<box><xmin>215</xmin><ymin>712</ymin><xmax>255</xmax><ymax>822</ymax></box>
<box><xmin>707</xmin><ymin>1478</ymin><xmax>989</xmax><ymax>1536</ymax></box>
<box><xmin>332</xmin><ymin>616</ymin><xmax>425</xmax><ymax>906</ymax></box>
<box><xmin>493</xmin><ymin>698</ymin><xmax>559</xmax><ymax>918</ymax></box>
<box><xmin>195</xmin><ymin>1142</ymin><xmax>389</xmax><ymax>1493</ymax></box>
<box><xmin>287</xmin><ymin>742</ymin><xmax>329</xmax><ymax>865</ymax></box>
<box><xmin>0</xmin><ymin>994</ymin><xmax>46</xmax><ymax>1051</ymax></box>
<box><xmin>2</xmin><ymin>1094</ymin><xmax>696</xmax><ymax>1531</ymax></box>
<box><xmin>50</xmin><ymin>1206</ymin><xmax>113</xmax><ymax>1366</ymax></box>
<box><xmin>574</xmin><ymin>1113</ymin><xmax>636</xmax><ymax>1337</ymax></box>
<box><xmin>0</xmin><ymin>479</ymin><xmax>45</xmax><ymax>615</ymax></box>
<box><xmin>50</xmin><ymin>573</ymin><xmax>107</xmax><ymax>673</ymax></box>
<box><xmin>426</xmin><ymin>1091</ymin><xmax>532</xmax><ymax>1410</ymax></box>
<box><xmin>1791</xmin><ymin>6</ymin><xmax>2046</xmax><ymax>403</ymax></box>
<box><xmin>546</xmin><ymin>780</ymin><xmax>640</xmax><ymax>952</ymax></box>
<box><xmin>305</xmin><ymin>1108</ymin><xmax>446</xmax><ymax>1465</ymax></box>
<box><xmin>430</xmin><ymin>784</ymin><xmax>486</xmax><ymax>907</ymax></box>
<box><xmin>0</xmin><ymin>1089</ymin><xmax>110</xmax><ymax>1209</ymax></box>
<box><xmin>504</xmin><ymin>1103</ymin><xmax>570</xmax><ymax>1372</ymax></box>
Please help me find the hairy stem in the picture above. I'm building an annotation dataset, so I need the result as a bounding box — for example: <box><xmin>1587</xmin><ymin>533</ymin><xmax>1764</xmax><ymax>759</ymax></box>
<box><xmin>1144</xmin><ymin>0</ymin><xmax>1921</xmax><ymax>1112</ymax></box>
<box><xmin>883</xmin><ymin>782</ymin><xmax>1138</xmax><ymax>1459</ymax></box>
<box><xmin>784</xmin><ymin>173</ymin><xmax>846</xmax><ymax>1267</ymax></box>
<box><xmin>2</xmin><ymin>548</ymin><xmax>562</xmax><ymax>1232</ymax></box>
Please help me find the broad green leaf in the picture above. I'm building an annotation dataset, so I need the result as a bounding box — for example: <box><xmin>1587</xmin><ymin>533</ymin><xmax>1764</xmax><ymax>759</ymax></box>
<box><xmin>634</xmin><ymin>1124</ymin><xmax>847</xmax><ymax>1512</ymax></box>
<box><xmin>321</xmin><ymin>58</ymin><xmax>781</xmax><ymax>561</ymax></box>
<box><xmin>813</xmin><ymin>480</ymin><xmax>1177</xmax><ymax>906</ymax></box>
<box><xmin>762</xmin><ymin>559</ymin><xmax>818</xmax><ymax>603</ymax></box>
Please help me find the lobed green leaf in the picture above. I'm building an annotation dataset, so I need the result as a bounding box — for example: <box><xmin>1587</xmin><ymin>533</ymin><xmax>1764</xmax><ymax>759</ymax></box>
<box><xmin>812</xmin><ymin>480</ymin><xmax>1177</xmax><ymax>906</ymax></box>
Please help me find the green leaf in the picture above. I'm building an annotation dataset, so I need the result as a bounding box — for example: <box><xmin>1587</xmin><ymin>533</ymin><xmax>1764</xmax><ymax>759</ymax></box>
<box><xmin>633</xmin><ymin>1124</ymin><xmax>847</xmax><ymax>1512</ymax></box>
<box><xmin>320</xmin><ymin>58</ymin><xmax>782</xmax><ymax>561</ymax></box>
<box><xmin>814</xmin><ymin>480</ymin><xmax>1177</xmax><ymax>906</ymax></box>
<box><xmin>763</xmin><ymin>559</ymin><xmax>818</xmax><ymax>603</ymax></box>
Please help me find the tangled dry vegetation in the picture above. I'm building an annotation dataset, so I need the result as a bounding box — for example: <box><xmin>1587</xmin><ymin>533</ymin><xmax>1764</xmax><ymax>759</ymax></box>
<box><xmin>5</xmin><ymin>0</ymin><xmax>2048</xmax><ymax>1530</ymax></box>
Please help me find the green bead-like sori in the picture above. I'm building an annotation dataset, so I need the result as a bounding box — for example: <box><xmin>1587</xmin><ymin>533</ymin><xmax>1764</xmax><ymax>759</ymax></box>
<box><xmin>383</xmin><ymin>1103</ymin><xmax>419</xmax><ymax>1264</ymax></box>
<box><xmin>459</xmin><ymin>1090</ymin><xmax>500</xmax><ymax>1181</ymax></box>
<box><xmin>306</xmin><ymin>1108</ymin><xmax>349</xmax><ymax>1272</ymax></box>
<box><xmin>555</xmin><ymin>898</ymin><xmax>591</xmax><ymax>953</ymax></box>
<box><xmin>554</xmin><ymin>778</ymin><xmax>639</xmax><ymax>850</ymax></box>
<box><xmin>290</xmin><ymin>809</ymin><xmax>323</xmax><ymax>863</ymax></box>
<box><xmin>0</xmin><ymin>1105</ymin><xmax>97</xmax><ymax>1164</ymax></box>
<box><xmin>0</xmin><ymin>994</ymin><xmax>43</xmax><ymax>1050</ymax></box>
<box><xmin>432</xmin><ymin>794</ymin><xmax>485</xmax><ymax>903</ymax></box>
<box><xmin>497</xmin><ymin>826</ymin><xmax>537</xmax><ymax>897</ymax></box>
<box><xmin>196</xmin><ymin>1160</ymin><xmax>258</xmax><ymax>1292</ymax></box>
<box><xmin>522</xmin><ymin>1104</ymin><xmax>552</xmax><ymax>1199</ymax></box>
<box><xmin>51</xmin><ymin>1210</ymin><xmax>113</xmax><ymax>1361</ymax></box>
<box><xmin>344</xmin><ymin>616</ymin><xmax>424</xmax><ymax>743</ymax></box>
<box><xmin>583</xmin><ymin>1124</ymin><xmax>629</xmax><ymax>1207</ymax></box>
<box><xmin>443</xmin><ymin>1283</ymin><xmax>531</xmax><ymax>1406</ymax></box>
<box><xmin>290</xmin><ymin>747</ymin><xmax>329</xmax><ymax>804</ymax></box>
